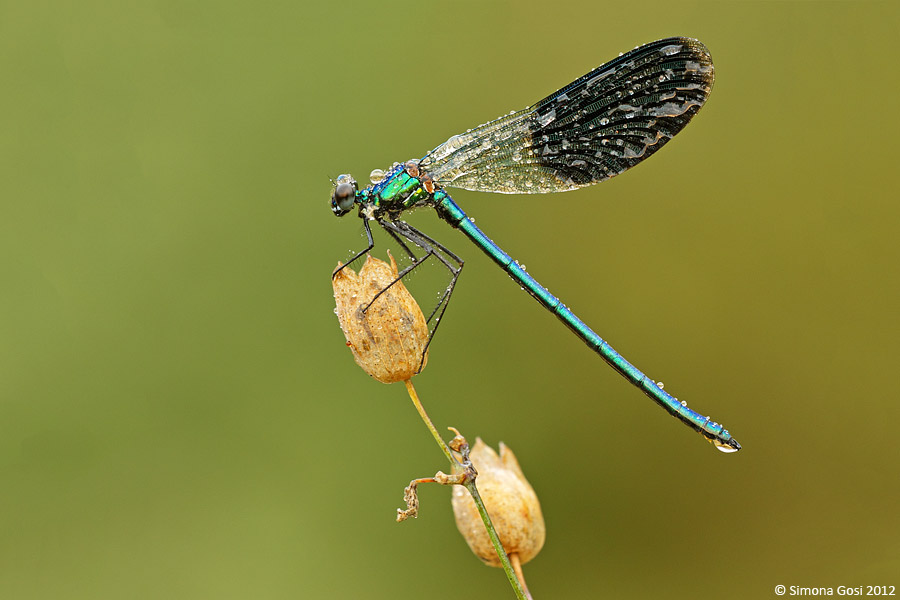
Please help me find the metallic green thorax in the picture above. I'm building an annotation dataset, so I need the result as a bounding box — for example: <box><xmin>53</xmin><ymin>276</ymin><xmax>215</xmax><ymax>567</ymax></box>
<box><xmin>363</xmin><ymin>168</ymin><xmax>430</xmax><ymax>218</ymax></box>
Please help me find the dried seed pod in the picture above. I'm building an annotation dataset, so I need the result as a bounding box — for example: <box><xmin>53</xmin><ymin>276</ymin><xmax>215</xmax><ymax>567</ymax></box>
<box><xmin>332</xmin><ymin>254</ymin><xmax>429</xmax><ymax>383</ymax></box>
<box><xmin>451</xmin><ymin>439</ymin><xmax>545</xmax><ymax>566</ymax></box>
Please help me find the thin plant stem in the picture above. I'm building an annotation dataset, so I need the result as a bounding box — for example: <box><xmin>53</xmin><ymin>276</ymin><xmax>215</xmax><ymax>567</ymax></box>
<box><xmin>465</xmin><ymin>480</ymin><xmax>529</xmax><ymax>600</ymax></box>
<box><xmin>509</xmin><ymin>553</ymin><xmax>533</xmax><ymax>600</ymax></box>
<box><xmin>404</xmin><ymin>380</ymin><xmax>454</xmax><ymax>464</ymax></box>
<box><xmin>403</xmin><ymin>379</ymin><xmax>529</xmax><ymax>600</ymax></box>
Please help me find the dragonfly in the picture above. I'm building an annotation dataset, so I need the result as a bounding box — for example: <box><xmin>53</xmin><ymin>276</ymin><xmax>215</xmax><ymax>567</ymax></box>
<box><xmin>330</xmin><ymin>38</ymin><xmax>740</xmax><ymax>452</ymax></box>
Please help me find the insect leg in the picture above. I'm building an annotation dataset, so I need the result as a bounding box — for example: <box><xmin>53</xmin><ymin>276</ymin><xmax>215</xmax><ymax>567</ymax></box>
<box><xmin>377</xmin><ymin>220</ymin><xmax>465</xmax><ymax>371</ymax></box>
<box><xmin>332</xmin><ymin>218</ymin><xmax>375</xmax><ymax>279</ymax></box>
<box><xmin>383</xmin><ymin>225</ymin><xmax>420</xmax><ymax>262</ymax></box>
<box><xmin>390</xmin><ymin>220</ymin><xmax>464</xmax><ymax>325</ymax></box>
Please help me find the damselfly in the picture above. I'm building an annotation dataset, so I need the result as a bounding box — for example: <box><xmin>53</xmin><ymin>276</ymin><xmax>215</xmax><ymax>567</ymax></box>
<box><xmin>330</xmin><ymin>38</ymin><xmax>740</xmax><ymax>452</ymax></box>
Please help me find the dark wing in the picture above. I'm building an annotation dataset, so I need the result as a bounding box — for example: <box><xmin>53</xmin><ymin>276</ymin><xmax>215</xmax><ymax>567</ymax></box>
<box><xmin>418</xmin><ymin>38</ymin><xmax>714</xmax><ymax>194</ymax></box>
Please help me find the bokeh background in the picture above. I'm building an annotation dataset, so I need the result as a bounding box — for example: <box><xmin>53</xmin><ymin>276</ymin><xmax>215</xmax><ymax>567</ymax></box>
<box><xmin>2</xmin><ymin>1</ymin><xmax>898</xmax><ymax>598</ymax></box>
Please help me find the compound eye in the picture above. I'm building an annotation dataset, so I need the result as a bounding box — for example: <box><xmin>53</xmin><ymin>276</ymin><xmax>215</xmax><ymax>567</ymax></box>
<box><xmin>333</xmin><ymin>182</ymin><xmax>356</xmax><ymax>212</ymax></box>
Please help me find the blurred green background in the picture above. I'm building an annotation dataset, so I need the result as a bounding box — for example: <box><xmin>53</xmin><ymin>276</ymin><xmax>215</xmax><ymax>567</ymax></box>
<box><xmin>2</xmin><ymin>1</ymin><xmax>898</xmax><ymax>598</ymax></box>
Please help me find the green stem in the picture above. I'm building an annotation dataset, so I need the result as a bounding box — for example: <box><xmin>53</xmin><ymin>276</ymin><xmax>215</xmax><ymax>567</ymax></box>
<box><xmin>404</xmin><ymin>380</ymin><xmax>455</xmax><ymax>464</ymax></box>
<box><xmin>403</xmin><ymin>379</ymin><xmax>529</xmax><ymax>600</ymax></box>
<box><xmin>464</xmin><ymin>480</ymin><xmax>529</xmax><ymax>600</ymax></box>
